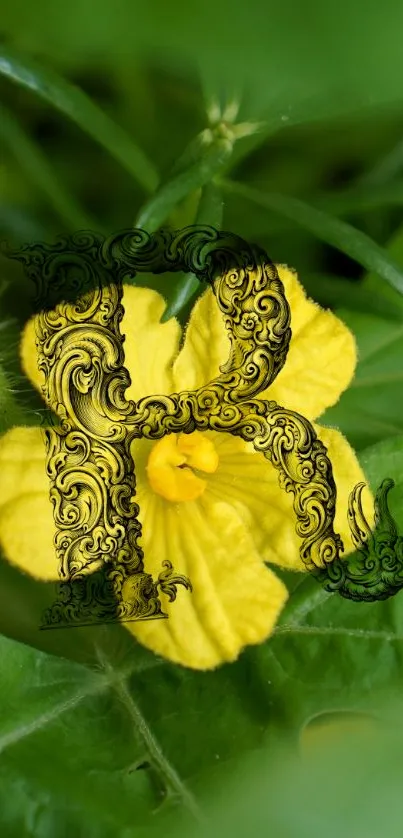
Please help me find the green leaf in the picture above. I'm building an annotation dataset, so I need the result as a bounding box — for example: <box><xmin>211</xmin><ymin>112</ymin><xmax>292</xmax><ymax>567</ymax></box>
<box><xmin>321</xmin><ymin>307</ymin><xmax>403</xmax><ymax>449</ymax></box>
<box><xmin>220</xmin><ymin>181</ymin><xmax>403</xmax><ymax>241</ymax></box>
<box><xmin>4</xmin><ymin>473</ymin><xmax>403</xmax><ymax>834</ymax></box>
<box><xmin>267</xmin><ymin>577</ymin><xmax>403</xmax><ymax>741</ymax></box>
<box><xmin>0</xmin><ymin>102</ymin><xmax>97</xmax><ymax>232</ymax></box>
<box><xmin>0</xmin><ymin>626</ymin><xmax>289</xmax><ymax>833</ymax></box>
<box><xmin>0</xmin><ymin>45</ymin><xmax>158</xmax><ymax>193</ymax></box>
<box><xmin>255</xmin><ymin>440</ymin><xmax>403</xmax><ymax>759</ymax></box>
<box><xmin>5</xmin><ymin>543</ymin><xmax>403</xmax><ymax>835</ymax></box>
<box><xmin>316</xmin><ymin>179</ymin><xmax>403</xmax><ymax>215</ymax></box>
<box><xmin>359</xmin><ymin>434</ymin><xmax>403</xmax><ymax>529</ymax></box>
<box><xmin>319</xmin><ymin>220</ymin><xmax>403</xmax><ymax>450</ymax></box>
<box><xmin>0</xmin><ymin>550</ymin><xmax>109</xmax><ymax>666</ymax></box>
<box><xmin>302</xmin><ymin>272</ymin><xmax>403</xmax><ymax>322</ymax></box>
<box><xmin>249</xmin><ymin>181</ymin><xmax>403</xmax><ymax>230</ymax></box>
<box><xmin>146</xmin><ymin>715</ymin><xmax>403</xmax><ymax>838</ymax></box>
<box><xmin>358</xmin><ymin>136</ymin><xmax>403</xmax><ymax>188</ymax></box>
<box><xmin>0</xmin><ymin>766</ymin><xmax>113</xmax><ymax>838</ymax></box>
<box><xmin>135</xmin><ymin>139</ymin><xmax>230</xmax><ymax>232</ymax></box>
<box><xmin>161</xmin><ymin>182</ymin><xmax>224</xmax><ymax>322</ymax></box>
<box><xmin>277</xmin><ymin>573</ymin><xmax>331</xmax><ymax>628</ymax></box>
<box><xmin>221</xmin><ymin>179</ymin><xmax>403</xmax><ymax>296</ymax></box>
<box><xmin>362</xmin><ymin>223</ymin><xmax>403</xmax><ymax>299</ymax></box>
<box><xmin>0</xmin><ymin>634</ymin><xmax>164</xmax><ymax>833</ymax></box>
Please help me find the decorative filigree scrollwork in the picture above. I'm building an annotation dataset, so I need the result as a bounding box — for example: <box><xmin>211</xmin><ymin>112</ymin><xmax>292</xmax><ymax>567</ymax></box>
<box><xmin>3</xmin><ymin>225</ymin><xmax>403</xmax><ymax>629</ymax></box>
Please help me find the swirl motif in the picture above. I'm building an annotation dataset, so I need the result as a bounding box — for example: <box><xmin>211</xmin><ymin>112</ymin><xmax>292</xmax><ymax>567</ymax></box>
<box><xmin>3</xmin><ymin>225</ymin><xmax>403</xmax><ymax>629</ymax></box>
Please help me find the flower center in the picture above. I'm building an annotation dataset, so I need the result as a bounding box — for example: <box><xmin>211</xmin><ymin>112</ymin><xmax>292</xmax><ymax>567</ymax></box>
<box><xmin>146</xmin><ymin>431</ymin><xmax>219</xmax><ymax>502</ymax></box>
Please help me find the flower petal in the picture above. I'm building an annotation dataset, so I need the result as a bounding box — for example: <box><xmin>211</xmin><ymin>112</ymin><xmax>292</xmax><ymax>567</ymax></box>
<box><xmin>0</xmin><ymin>426</ymin><xmax>58</xmax><ymax>579</ymax></box>
<box><xmin>262</xmin><ymin>266</ymin><xmax>357</xmax><ymax>420</ymax></box>
<box><xmin>172</xmin><ymin>286</ymin><xmax>231</xmax><ymax>391</ymax></box>
<box><xmin>121</xmin><ymin>286</ymin><xmax>182</xmax><ymax>401</ymax></box>
<box><xmin>204</xmin><ymin>424</ymin><xmax>374</xmax><ymax>572</ymax></box>
<box><xmin>125</xmin><ymin>454</ymin><xmax>288</xmax><ymax>669</ymax></box>
<box><xmin>171</xmin><ymin>269</ymin><xmax>356</xmax><ymax>421</ymax></box>
<box><xmin>19</xmin><ymin>285</ymin><xmax>182</xmax><ymax>403</ymax></box>
<box><xmin>20</xmin><ymin>316</ymin><xmax>45</xmax><ymax>394</ymax></box>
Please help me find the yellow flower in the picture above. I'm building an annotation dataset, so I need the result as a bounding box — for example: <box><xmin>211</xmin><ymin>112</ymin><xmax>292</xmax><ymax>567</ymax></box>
<box><xmin>0</xmin><ymin>267</ymin><xmax>373</xmax><ymax>669</ymax></box>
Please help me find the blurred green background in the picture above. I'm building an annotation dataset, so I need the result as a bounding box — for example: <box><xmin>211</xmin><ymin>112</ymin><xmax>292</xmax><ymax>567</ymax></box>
<box><xmin>2</xmin><ymin>2</ymin><xmax>403</xmax><ymax>836</ymax></box>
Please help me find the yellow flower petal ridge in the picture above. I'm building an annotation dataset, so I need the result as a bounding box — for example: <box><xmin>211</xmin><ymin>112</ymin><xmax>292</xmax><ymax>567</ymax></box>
<box><xmin>123</xmin><ymin>492</ymin><xmax>289</xmax><ymax>669</ymax></box>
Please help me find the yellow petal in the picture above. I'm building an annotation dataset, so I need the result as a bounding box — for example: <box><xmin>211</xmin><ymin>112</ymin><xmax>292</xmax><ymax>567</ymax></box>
<box><xmin>263</xmin><ymin>266</ymin><xmax>357</xmax><ymax>420</ymax></box>
<box><xmin>19</xmin><ymin>285</ymin><xmax>182</xmax><ymax>403</ymax></box>
<box><xmin>0</xmin><ymin>426</ymin><xmax>58</xmax><ymax>579</ymax></box>
<box><xmin>20</xmin><ymin>317</ymin><xmax>45</xmax><ymax>394</ymax></box>
<box><xmin>172</xmin><ymin>285</ymin><xmax>231</xmax><ymax>391</ymax></box>
<box><xmin>172</xmin><ymin>269</ymin><xmax>356</xmax><ymax>421</ymax></box>
<box><xmin>205</xmin><ymin>423</ymin><xmax>374</xmax><ymax>571</ymax></box>
<box><xmin>124</xmin><ymin>473</ymin><xmax>288</xmax><ymax>670</ymax></box>
<box><xmin>121</xmin><ymin>285</ymin><xmax>181</xmax><ymax>401</ymax></box>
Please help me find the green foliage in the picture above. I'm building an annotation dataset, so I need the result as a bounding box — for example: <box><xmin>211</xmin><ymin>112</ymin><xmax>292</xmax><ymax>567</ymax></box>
<box><xmin>2</xmin><ymin>2</ymin><xmax>403</xmax><ymax>835</ymax></box>
<box><xmin>151</xmin><ymin>716</ymin><xmax>403</xmax><ymax>838</ymax></box>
